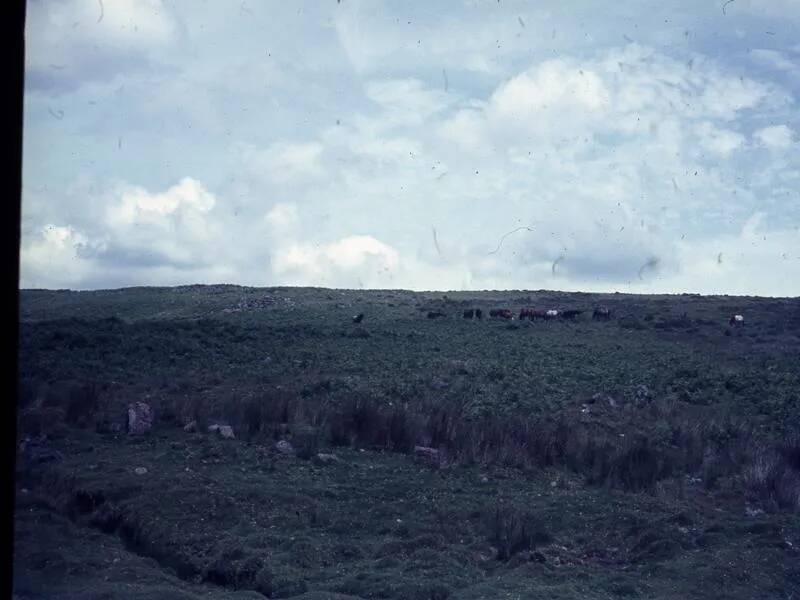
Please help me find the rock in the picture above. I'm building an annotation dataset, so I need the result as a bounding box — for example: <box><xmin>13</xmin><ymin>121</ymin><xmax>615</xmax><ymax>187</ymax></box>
<box><xmin>18</xmin><ymin>435</ymin><xmax>62</xmax><ymax>467</ymax></box>
<box><xmin>430</xmin><ymin>377</ymin><xmax>449</xmax><ymax>390</ymax></box>
<box><xmin>274</xmin><ymin>440</ymin><xmax>295</xmax><ymax>454</ymax></box>
<box><xmin>634</xmin><ymin>385</ymin><xmax>652</xmax><ymax>406</ymax></box>
<box><xmin>183</xmin><ymin>420</ymin><xmax>197</xmax><ymax>433</ymax></box>
<box><xmin>134</xmin><ymin>467</ymin><xmax>148</xmax><ymax>475</ymax></box>
<box><xmin>590</xmin><ymin>393</ymin><xmax>617</xmax><ymax>408</ymax></box>
<box><xmin>207</xmin><ymin>424</ymin><xmax>234</xmax><ymax>439</ymax></box>
<box><xmin>312</xmin><ymin>453</ymin><xmax>339</xmax><ymax>466</ymax></box>
<box><xmin>414</xmin><ymin>445</ymin><xmax>442</xmax><ymax>468</ymax></box>
<box><xmin>127</xmin><ymin>402</ymin><xmax>153</xmax><ymax>435</ymax></box>
<box><xmin>745</xmin><ymin>505</ymin><xmax>765</xmax><ymax>518</ymax></box>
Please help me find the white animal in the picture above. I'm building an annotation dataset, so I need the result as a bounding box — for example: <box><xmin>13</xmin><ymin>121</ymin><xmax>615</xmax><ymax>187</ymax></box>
<box><xmin>730</xmin><ymin>314</ymin><xmax>744</xmax><ymax>326</ymax></box>
<box><xmin>546</xmin><ymin>309</ymin><xmax>559</xmax><ymax>319</ymax></box>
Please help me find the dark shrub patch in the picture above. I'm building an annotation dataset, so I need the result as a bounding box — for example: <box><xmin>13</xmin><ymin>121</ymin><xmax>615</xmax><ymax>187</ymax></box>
<box><xmin>485</xmin><ymin>506</ymin><xmax>552</xmax><ymax>560</ymax></box>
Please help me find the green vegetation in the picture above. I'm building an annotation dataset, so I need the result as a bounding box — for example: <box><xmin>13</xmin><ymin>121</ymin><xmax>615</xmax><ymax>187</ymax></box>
<box><xmin>15</xmin><ymin>286</ymin><xmax>800</xmax><ymax>599</ymax></box>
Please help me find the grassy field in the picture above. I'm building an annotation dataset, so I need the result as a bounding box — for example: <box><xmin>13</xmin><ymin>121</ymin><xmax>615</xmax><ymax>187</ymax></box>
<box><xmin>14</xmin><ymin>286</ymin><xmax>800</xmax><ymax>599</ymax></box>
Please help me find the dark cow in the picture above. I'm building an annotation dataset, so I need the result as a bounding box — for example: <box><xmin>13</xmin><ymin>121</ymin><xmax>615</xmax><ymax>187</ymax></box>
<box><xmin>463</xmin><ymin>309</ymin><xmax>475</xmax><ymax>319</ymax></box>
<box><xmin>519</xmin><ymin>308</ymin><xmax>535</xmax><ymax>321</ymax></box>
<box><xmin>352</xmin><ymin>313</ymin><xmax>364</xmax><ymax>323</ymax></box>
<box><xmin>561</xmin><ymin>309</ymin><xmax>583</xmax><ymax>320</ymax></box>
<box><xmin>427</xmin><ymin>311</ymin><xmax>446</xmax><ymax>319</ymax></box>
<box><xmin>475</xmin><ymin>309</ymin><xmax>483</xmax><ymax>319</ymax></box>
<box><xmin>729</xmin><ymin>314</ymin><xmax>744</xmax><ymax>327</ymax></box>
<box><xmin>489</xmin><ymin>309</ymin><xmax>514</xmax><ymax>319</ymax></box>
<box><xmin>592</xmin><ymin>307</ymin><xmax>611</xmax><ymax>321</ymax></box>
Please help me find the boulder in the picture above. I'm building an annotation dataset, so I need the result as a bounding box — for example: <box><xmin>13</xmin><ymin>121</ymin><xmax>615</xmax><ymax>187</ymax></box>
<box><xmin>134</xmin><ymin>467</ymin><xmax>148</xmax><ymax>476</ymax></box>
<box><xmin>208</xmin><ymin>424</ymin><xmax>221</xmax><ymax>434</ymax></box>
<box><xmin>127</xmin><ymin>402</ymin><xmax>153</xmax><ymax>435</ymax></box>
<box><xmin>183</xmin><ymin>420</ymin><xmax>197</xmax><ymax>433</ymax></box>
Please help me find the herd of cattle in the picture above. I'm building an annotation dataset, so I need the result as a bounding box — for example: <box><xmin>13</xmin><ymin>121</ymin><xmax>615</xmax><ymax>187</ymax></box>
<box><xmin>424</xmin><ymin>306</ymin><xmax>613</xmax><ymax>321</ymax></box>
<box><xmin>352</xmin><ymin>308</ymin><xmax>745</xmax><ymax>326</ymax></box>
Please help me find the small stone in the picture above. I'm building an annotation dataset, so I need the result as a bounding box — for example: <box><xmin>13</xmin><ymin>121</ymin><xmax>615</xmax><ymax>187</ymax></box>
<box><xmin>134</xmin><ymin>467</ymin><xmax>148</xmax><ymax>476</ymax></box>
<box><xmin>479</xmin><ymin>475</ymin><xmax>489</xmax><ymax>484</ymax></box>
<box><xmin>274</xmin><ymin>440</ymin><xmax>294</xmax><ymax>454</ymax></box>
<box><xmin>413</xmin><ymin>446</ymin><xmax>442</xmax><ymax>468</ymax></box>
<box><xmin>312</xmin><ymin>452</ymin><xmax>339</xmax><ymax>465</ymax></box>
<box><xmin>207</xmin><ymin>424</ymin><xmax>221</xmax><ymax>434</ymax></box>
<box><xmin>550</xmin><ymin>480</ymin><xmax>558</xmax><ymax>488</ymax></box>
<box><xmin>183</xmin><ymin>421</ymin><xmax>197</xmax><ymax>433</ymax></box>
<box><xmin>218</xmin><ymin>425</ymin><xmax>235</xmax><ymax>439</ymax></box>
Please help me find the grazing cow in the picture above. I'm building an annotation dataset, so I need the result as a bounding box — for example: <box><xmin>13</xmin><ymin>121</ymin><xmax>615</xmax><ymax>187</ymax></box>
<box><xmin>729</xmin><ymin>314</ymin><xmax>744</xmax><ymax>327</ymax></box>
<box><xmin>463</xmin><ymin>309</ymin><xmax>475</xmax><ymax>319</ymax></box>
<box><xmin>592</xmin><ymin>307</ymin><xmax>611</xmax><ymax>321</ymax></box>
<box><xmin>545</xmin><ymin>309</ymin><xmax>559</xmax><ymax>320</ymax></box>
<box><xmin>530</xmin><ymin>309</ymin><xmax>548</xmax><ymax>321</ymax></box>
<box><xmin>489</xmin><ymin>309</ymin><xmax>514</xmax><ymax>319</ymax></box>
<box><xmin>427</xmin><ymin>311</ymin><xmax>446</xmax><ymax>319</ymax></box>
<box><xmin>561</xmin><ymin>309</ymin><xmax>583</xmax><ymax>320</ymax></box>
<box><xmin>352</xmin><ymin>313</ymin><xmax>364</xmax><ymax>324</ymax></box>
<box><xmin>519</xmin><ymin>308</ymin><xmax>534</xmax><ymax>321</ymax></box>
<box><xmin>475</xmin><ymin>309</ymin><xmax>483</xmax><ymax>319</ymax></box>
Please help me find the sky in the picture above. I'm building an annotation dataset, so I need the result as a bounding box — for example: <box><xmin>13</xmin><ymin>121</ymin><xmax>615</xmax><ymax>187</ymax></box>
<box><xmin>20</xmin><ymin>0</ymin><xmax>800</xmax><ymax>295</ymax></box>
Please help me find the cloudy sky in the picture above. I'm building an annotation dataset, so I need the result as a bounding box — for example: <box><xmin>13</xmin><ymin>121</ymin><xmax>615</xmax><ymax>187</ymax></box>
<box><xmin>21</xmin><ymin>0</ymin><xmax>800</xmax><ymax>294</ymax></box>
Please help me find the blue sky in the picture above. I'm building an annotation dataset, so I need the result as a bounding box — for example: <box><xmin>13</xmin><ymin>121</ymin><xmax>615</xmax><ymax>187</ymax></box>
<box><xmin>21</xmin><ymin>0</ymin><xmax>800</xmax><ymax>294</ymax></box>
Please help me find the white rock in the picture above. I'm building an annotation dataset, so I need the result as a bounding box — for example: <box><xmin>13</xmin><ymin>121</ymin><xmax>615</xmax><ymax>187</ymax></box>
<box><xmin>134</xmin><ymin>467</ymin><xmax>148</xmax><ymax>476</ymax></box>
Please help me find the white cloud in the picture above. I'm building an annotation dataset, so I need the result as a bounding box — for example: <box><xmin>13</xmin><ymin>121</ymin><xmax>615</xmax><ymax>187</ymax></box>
<box><xmin>25</xmin><ymin>0</ymin><xmax>179</xmax><ymax>91</ymax></box>
<box><xmin>754</xmin><ymin>124</ymin><xmax>795</xmax><ymax>149</ymax></box>
<box><xmin>272</xmin><ymin>235</ymin><xmax>400</xmax><ymax>287</ymax></box>
<box><xmin>20</xmin><ymin>224</ymin><xmax>95</xmax><ymax>288</ymax></box>
<box><xmin>696</xmin><ymin>122</ymin><xmax>745</xmax><ymax>157</ymax></box>
<box><xmin>20</xmin><ymin>1</ymin><xmax>800</xmax><ymax>295</ymax></box>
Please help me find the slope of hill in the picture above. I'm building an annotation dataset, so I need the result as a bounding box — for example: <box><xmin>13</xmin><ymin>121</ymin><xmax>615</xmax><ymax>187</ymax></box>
<box><xmin>15</xmin><ymin>286</ymin><xmax>800</xmax><ymax>599</ymax></box>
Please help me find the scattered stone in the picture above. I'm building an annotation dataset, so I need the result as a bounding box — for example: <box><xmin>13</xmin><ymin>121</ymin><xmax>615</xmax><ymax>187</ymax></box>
<box><xmin>587</xmin><ymin>392</ymin><xmax>618</xmax><ymax>408</ymax></box>
<box><xmin>18</xmin><ymin>435</ymin><xmax>62</xmax><ymax>466</ymax></box>
<box><xmin>218</xmin><ymin>425</ymin><xmax>235</xmax><ymax>439</ymax></box>
<box><xmin>208</xmin><ymin>424</ymin><xmax>221</xmax><ymax>434</ymax></box>
<box><xmin>183</xmin><ymin>420</ymin><xmax>197</xmax><ymax>433</ymax></box>
<box><xmin>479</xmin><ymin>475</ymin><xmax>489</xmax><ymax>484</ymax></box>
<box><xmin>274</xmin><ymin>440</ymin><xmax>295</xmax><ymax>454</ymax></box>
<box><xmin>134</xmin><ymin>467</ymin><xmax>148</xmax><ymax>476</ymax></box>
<box><xmin>634</xmin><ymin>385</ymin><xmax>652</xmax><ymax>406</ymax></box>
<box><xmin>430</xmin><ymin>377</ymin><xmax>449</xmax><ymax>390</ymax></box>
<box><xmin>127</xmin><ymin>401</ymin><xmax>153</xmax><ymax>435</ymax></box>
<box><xmin>313</xmin><ymin>453</ymin><xmax>340</xmax><ymax>466</ymax></box>
<box><xmin>414</xmin><ymin>445</ymin><xmax>442</xmax><ymax>468</ymax></box>
<box><xmin>745</xmin><ymin>505</ymin><xmax>765</xmax><ymax>518</ymax></box>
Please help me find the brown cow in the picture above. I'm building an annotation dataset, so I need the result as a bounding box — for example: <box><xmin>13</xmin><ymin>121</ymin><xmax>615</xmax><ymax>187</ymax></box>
<box><xmin>489</xmin><ymin>309</ymin><xmax>514</xmax><ymax>319</ymax></box>
<box><xmin>592</xmin><ymin>307</ymin><xmax>611</xmax><ymax>321</ymax></box>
